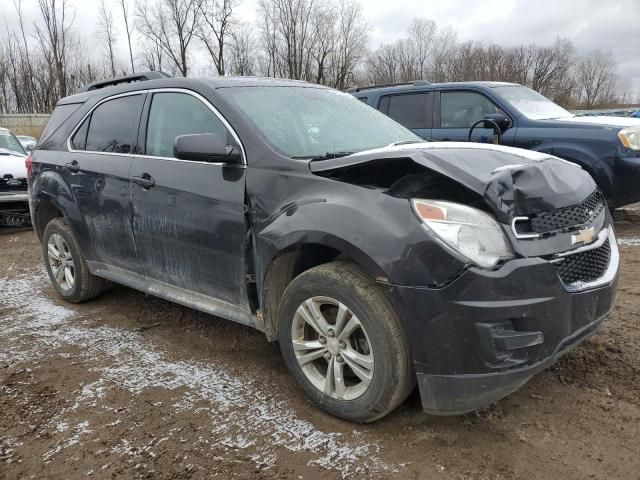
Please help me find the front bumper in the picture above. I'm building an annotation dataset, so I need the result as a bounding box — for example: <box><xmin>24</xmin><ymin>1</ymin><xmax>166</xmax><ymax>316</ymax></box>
<box><xmin>0</xmin><ymin>191</ymin><xmax>31</xmax><ymax>227</ymax></box>
<box><xmin>383</xmin><ymin>231</ymin><xmax>619</xmax><ymax>415</ymax></box>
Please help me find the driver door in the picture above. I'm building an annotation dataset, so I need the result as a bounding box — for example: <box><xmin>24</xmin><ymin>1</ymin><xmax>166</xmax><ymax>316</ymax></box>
<box><xmin>130</xmin><ymin>90</ymin><xmax>250</xmax><ymax>321</ymax></box>
<box><xmin>431</xmin><ymin>91</ymin><xmax>515</xmax><ymax>145</ymax></box>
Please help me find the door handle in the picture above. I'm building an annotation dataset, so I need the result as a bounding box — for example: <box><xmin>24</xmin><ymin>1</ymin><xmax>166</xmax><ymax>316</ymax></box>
<box><xmin>64</xmin><ymin>160</ymin><xmax>80</xmax><ymax>173</ymax></box>
<box><xmin>132</xmin><ymin>173</ymin><xmax>155</xmax><ymax>189</ymax></box>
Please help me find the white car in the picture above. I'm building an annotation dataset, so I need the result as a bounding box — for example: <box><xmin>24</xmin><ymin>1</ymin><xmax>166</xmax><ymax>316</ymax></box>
<box><xmin>17</xmin><ymin>135</ymin><xmax>37</xmax><ymax>152</ymax></box>
<box><xmin>0</xmin><ymin>127</ymin><xmax>30</xmax><ymax>227</ymax></box>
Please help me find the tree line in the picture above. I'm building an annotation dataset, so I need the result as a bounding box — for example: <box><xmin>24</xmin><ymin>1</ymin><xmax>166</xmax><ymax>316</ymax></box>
<box><xmin>0</xmin><ymin>0</ymin><xmax>629</xmax><ymax>114</ymax></box>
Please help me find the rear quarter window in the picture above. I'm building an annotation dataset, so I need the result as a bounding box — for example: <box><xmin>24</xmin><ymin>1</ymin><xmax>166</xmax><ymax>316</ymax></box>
<box><xmin>40</xmin><ymin>103</ymin><xmax>83</xmax><ymax>144</ymax></box>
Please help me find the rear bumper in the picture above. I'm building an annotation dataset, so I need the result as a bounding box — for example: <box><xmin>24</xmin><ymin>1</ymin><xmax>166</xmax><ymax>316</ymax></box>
<box><xmin>383</xmin><ymin>235</ymin><xmax>619</xmax><ymax>415</ymax></box>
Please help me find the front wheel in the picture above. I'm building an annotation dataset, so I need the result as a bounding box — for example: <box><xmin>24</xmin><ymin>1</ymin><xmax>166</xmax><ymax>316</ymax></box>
<box><xmin>278</xmin><ymin>261</ymin><xmax>414</xmax><ymax>422</ymax></box>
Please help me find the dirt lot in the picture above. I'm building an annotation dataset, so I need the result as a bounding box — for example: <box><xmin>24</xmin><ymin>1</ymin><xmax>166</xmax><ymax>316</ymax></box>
<box><xmin>1</xmin><ymin>210</ymin><xmax>639</xmax><ymax>480</ymax></box>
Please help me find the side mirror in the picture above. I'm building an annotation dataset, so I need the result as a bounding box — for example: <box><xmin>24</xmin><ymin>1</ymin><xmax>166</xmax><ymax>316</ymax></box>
<box><xmin>483</xmin><ymin>113</ymin><xmax>511</xmax><ymax>131</ymax></box>
<box><xmin>173</xmin><ymin>133</ymin><xmax>242</xmax><ymax>165</ymax></box>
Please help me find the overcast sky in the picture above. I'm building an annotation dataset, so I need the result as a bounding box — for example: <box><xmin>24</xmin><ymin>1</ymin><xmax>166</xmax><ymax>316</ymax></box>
<box><xmin>2</xmin><ymin>0</ymin><xmax>639</xmax><ymax>100</ymax></box>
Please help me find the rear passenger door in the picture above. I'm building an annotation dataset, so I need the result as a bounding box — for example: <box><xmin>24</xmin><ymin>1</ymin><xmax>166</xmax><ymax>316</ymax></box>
<box><xmin>67</xmin><ymin>92</ymin><xmax>145</xmax><ymax>269</ymax></box>
<box><xmin>432</xmin><ymin>90</ymin><xmax>513</xmax><ymax>144</ymax></box>
<box><xmin>378</xmin><ymin>92</ymin><xmax>432</xmax><ymax>139</ymax></box>
<box><xmin>130</xmin><ymin>90</ymin><xmax>250</xmax><ymax>319</ymax></box>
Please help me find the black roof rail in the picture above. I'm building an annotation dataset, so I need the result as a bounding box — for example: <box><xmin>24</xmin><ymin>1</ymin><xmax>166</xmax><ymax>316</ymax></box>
<box><xmin>76</xmin><ymin>71</ymin><xmax>172</xmax><ymax>93</ymax></box>
<box><xmin>347</xmin><ymin>79</ymin><xmax>432</xmax><ymax>93</ymax></box>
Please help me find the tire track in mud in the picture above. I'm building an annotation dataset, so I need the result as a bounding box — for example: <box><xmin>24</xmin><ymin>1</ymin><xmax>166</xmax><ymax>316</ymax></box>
<box><xmin>0</xmin><ymin>268</ymin><xmax>395</xmax><ymax>478</ymax></box>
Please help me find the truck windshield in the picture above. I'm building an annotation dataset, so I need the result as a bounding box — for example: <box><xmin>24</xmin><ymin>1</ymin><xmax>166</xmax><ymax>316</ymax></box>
<box><xmin>226</xmin><ymin>86</ymin><xmax>423</xmax><ymax>159</ymax></box>
<box><xmin>0</xmin><ymin>130</ymin><xmax>26</xmax><ymax>156</ymax></box>
<box><xmin>493</xmin><ymin>85</ymin><xmax>573</xmax><ymax>120</ymax></box>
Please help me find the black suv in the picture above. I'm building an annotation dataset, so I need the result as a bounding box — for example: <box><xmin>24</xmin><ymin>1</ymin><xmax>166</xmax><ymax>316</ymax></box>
<box><xmin>352</xmin><ymin>81</ymin><xmax>640</xmax><ymax>208</ymax></box>
<box><xmin>29</xmin><ymin>73</ymin><xmax>618</xmax><ymax>422</ymax></box>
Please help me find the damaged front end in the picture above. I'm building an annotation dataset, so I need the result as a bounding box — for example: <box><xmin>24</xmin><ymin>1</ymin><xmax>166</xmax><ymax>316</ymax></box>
<box><xmin>310</xmin><ymin>142</ymin><xmax>619</xmax><ymax>414</ymax></box>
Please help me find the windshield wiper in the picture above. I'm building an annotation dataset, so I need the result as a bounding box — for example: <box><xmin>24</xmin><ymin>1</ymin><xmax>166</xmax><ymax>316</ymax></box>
<box><xmin>292</xmin><ymin>151</ymin><xmax>355</xmax><ymax>160</ymax></box>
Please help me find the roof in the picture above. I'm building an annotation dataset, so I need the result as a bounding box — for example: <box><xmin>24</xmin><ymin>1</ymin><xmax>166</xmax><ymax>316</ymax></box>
<box><xmin>59</xmin><ymin>73</ymin><xmax>326</xmax><ymax>106</ymax></box>
<box><xmin>350</xmin><ymin>81</ymin><xmax>520</xmax><ymax>96</ymax></box>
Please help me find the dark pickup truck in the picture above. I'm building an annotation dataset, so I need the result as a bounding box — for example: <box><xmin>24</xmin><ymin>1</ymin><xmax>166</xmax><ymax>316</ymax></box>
<box><xmin>352</xmin><ymin>81</ymin><xmax>640</xmax><ymax>207</ymax></box>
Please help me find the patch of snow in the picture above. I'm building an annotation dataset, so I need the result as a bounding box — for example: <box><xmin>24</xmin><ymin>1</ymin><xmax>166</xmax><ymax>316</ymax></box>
<box><xmin>617</xmin><ymin>237</ymin><xmax>640</xmax><ymax>246</ymax></box>
<box><xmin>43</xmin><ymin>421</ymin><xmax>92</xmax><ymax>462</ymax></box>
<box><xmin>0</xmin><ymin>269</ymin><xmax>392</xmax><ymax>478</ymax></box>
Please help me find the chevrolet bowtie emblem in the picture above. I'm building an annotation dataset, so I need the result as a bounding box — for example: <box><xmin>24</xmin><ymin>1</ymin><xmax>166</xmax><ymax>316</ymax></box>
<box><xmin>571</xmin><ymin>226</ymin><xmax>596</xmax><ymax>245</ymax></box>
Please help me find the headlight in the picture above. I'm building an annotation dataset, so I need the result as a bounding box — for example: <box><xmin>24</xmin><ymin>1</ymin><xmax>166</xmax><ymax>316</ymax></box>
<box><xmin>411</xmin><ymin>199</ymin><xmax>513</xmax><ymax>268</ymax></box>
<box><xmin>618</xmin><ymin>128</ymin><xmax>640</xmax><ymax>150</ymax></box>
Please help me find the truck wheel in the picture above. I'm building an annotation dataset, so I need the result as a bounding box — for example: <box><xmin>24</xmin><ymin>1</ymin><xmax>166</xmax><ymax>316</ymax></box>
<box><xmin>42</xmin><ymin>218</ymin><xmax>108</xmax><ymax>303</ymax></box>
<box><xmin>278</xmin><ymin>261</ymin><xmax>414</xmax><ymax>422</ymax></box>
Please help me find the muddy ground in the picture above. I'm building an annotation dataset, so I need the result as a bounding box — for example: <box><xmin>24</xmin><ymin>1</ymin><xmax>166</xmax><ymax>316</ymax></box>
<box><xmin>1</xmin><ymin>210</ymin><xmax>639</xmax><ymax>480</ymax></box>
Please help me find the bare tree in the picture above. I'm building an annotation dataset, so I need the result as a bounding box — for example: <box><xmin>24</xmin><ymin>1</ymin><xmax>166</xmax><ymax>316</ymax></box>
<box><xmin>135</xmin><ymin>0</ymin><xmax>202</xmax><ymax>77</ymax></box>
<box><xmin>140</xmin><ymin>37</ymin><xmax>165</xmax><ymax>71</ymax></box>
<box><xmin>257</xmin><ymin>0</ymin><xmax>316</xmax><ymax>80</ymax></box>
<box><xmin>197</xmin><ymin>0</ymin><xmax>235</xmax><ymax>75</ymax></box>
<box><xmin>35</xmin><ymin>0</ymin><xmax>75</xmax><ymax>98</ymax></box>
<box><xmin>119</xmin><ymin>0</ymin><xmax>136</xmax><ymax>73</ymax></box>
<box><xmin>407</xmin><ymin>18</ymin><xmax>436</xmax><ymax>80</ymax></box>
<box><xmin>228</xmin><ymin>22</ymin><xmax>256</xmax><ymax>76</ymax></box>
<box><xmin>331</xmin><ymin>0</ymin><xmax>368</xmax><ymax>89</ymax></box>
<box><xmin>577</xmin><ymin>50</ymin><xmax>618</xmax><ymax>108</ymax></box>
<box><xmin>0</xmin><ymin>2</ymin><xmax>631</xmax><ymax>113</ymax></box>
<box><xmin>98</xmin><ymin>0</ymin><xmax>118</xmax><ymax>77</ymax></box>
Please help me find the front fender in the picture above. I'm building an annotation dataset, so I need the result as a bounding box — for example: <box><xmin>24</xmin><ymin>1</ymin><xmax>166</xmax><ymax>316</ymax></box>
<box><xmin>253</xmin><ymin>193</ymin><xmax>468</xmax><ymax>292</ymax></box>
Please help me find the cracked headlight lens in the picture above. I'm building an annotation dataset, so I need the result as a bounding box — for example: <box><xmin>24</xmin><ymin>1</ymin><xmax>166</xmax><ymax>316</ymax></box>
<box><xmin>411</xmin><ymin>199</ymin><xmax>514</xmax><ymax>268</ymax></box>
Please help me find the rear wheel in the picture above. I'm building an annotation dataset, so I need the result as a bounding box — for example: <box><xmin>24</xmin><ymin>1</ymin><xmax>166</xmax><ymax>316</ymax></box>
<box><xmin>42</xmin><ymin>218</ymin><xmax>108</xmax><ymax>303</ymax></box>
<box><xmin>278</xmin><ymin>261</ymin><xmax>414</xmax><ymax>422</ymax></box>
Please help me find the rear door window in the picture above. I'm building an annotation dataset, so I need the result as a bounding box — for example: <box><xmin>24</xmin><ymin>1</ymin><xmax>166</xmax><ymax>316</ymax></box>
<box><xmin>379</xmin><ymin>93</ymin><xmax>431</xmax><ymax>129</ymax></box>
<box><xmin>82</xmin><ymin>94</ymin><xmax>144</xmax><ymax>153</ymax></box>
<box><xmin>439</xmin><ymin>91</ymin><xmax>505</xmax><ymax>128</ymax></box>
<box><xmin>144</xmin><ymin>92</ymin><xmax>230</xmax><ymax>158</ymax></box>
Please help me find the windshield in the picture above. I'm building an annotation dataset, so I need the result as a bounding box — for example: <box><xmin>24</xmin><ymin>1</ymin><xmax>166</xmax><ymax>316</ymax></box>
<box><xmin>226</xmin><ymin>86</ymin><xmax>423</xmax><ymax>158</ymax></box>
<box><xmin>493</xmin><ymin>85</ymin><xmax>573</xmax><ymax>120</ymax></box>
<box><xmin>0</xmin><ymin>130</ymin><xmax>26</xmax><ymax>155</ymax></box>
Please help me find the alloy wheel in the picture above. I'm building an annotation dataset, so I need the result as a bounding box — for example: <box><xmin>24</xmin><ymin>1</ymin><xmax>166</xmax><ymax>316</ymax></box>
<box><xmin>292</xmin><ymin>296</ymin><xmax>374</xmax><ymax>400</ymax></box>
<box><xmin>47</xmin><ymin>233</ymin><xmax>75</xmax><ymax>291</ymax></box>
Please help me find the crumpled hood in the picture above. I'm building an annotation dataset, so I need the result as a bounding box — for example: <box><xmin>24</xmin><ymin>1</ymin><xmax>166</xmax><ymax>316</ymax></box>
<box><xmin>310</xmin><ymin>142</ymin><xmax>596</xmax><ymax>223</ymax></box>
<box><xmin>554</xmin><ymin>115</ymin><xmax>640</xmax><ymax>128</ymax></box>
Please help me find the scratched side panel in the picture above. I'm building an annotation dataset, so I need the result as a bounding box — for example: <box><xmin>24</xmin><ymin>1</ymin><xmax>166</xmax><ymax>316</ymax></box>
<box><xmin>130</xmin><ymin>156</ymin><xmax>249</xmax><ymax>311</ymax></box>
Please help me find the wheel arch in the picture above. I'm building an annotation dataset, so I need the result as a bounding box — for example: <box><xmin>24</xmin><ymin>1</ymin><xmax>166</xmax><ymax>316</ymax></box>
<box><xmin>257</xmin><ymin>235</ymin><xmax>388</xmax><ymax>341</ymax></box>
<box><xmin>31</xmin><ymin>170</ymin><xmax>84</xmax><ymax>241</ymax></box>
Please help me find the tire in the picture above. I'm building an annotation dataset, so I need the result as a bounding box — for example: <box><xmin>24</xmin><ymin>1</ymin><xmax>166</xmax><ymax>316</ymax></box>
<box><xmin>42</xmin><ymin>217</ymin><xmax>108</xmax><ymax>303</ymax></box>
<box><xmin>278</xmin><ymin>261</ymin><xmax>415</xmax><ymax>422</ymax></box>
